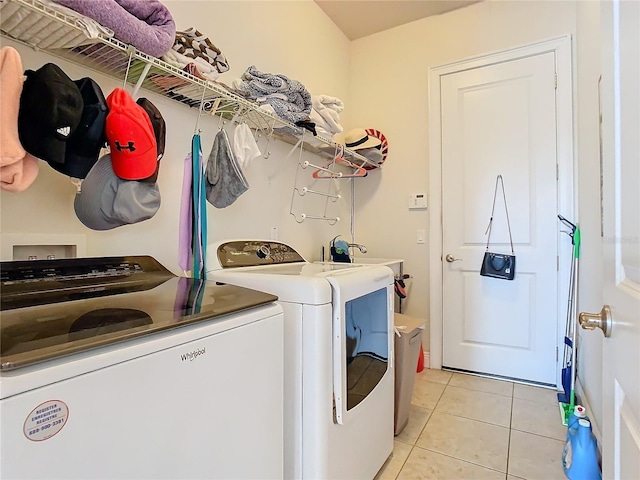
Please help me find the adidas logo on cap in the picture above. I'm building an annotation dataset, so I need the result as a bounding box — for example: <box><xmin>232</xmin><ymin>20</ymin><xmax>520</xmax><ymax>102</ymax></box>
<box><xmin>56</xmin><ymin>126</ymin><xmax>71</xmax><ymax>137</ymax></box>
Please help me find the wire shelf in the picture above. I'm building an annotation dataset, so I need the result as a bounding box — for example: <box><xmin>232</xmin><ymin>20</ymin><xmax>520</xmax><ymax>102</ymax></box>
<box><xmin>0</xmin><ymin>0</ymin><xmax>377</xmax><ymax>168</ymax></box>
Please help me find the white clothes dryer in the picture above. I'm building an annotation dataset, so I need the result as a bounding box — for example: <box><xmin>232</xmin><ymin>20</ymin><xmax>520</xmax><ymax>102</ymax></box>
<box><xmin>206</xmin><ymin>240</ymin><xmax>395</xmax><ymax>480</ymax></box>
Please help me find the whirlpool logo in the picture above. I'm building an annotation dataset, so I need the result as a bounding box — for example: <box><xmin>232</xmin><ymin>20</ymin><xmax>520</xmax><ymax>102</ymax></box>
<box><xmin>180</xmin><ymin>347</ymin><xmax>206</xmax><ymax>362</ymax></box>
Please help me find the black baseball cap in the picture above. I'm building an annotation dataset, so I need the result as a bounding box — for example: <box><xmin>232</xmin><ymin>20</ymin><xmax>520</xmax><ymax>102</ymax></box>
<box><xmin>18</xmin><ymin>63</ymin><xmax>83</xmax><ymax>165</ymax></box>
<box><xmin>136</xmin><ymin>97</ymin><xmax>166</xmax><ymax>184</ymax></box>
<box><xmin>49</xmin><ymin>77</ymin><xmax>108</xmax><ymax>179</ymax></box>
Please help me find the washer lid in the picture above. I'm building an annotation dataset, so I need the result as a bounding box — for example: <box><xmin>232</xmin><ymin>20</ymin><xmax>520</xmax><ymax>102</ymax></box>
<box><xmin>1</xmin><ymin>257</ymin><xmax>277</xmax><ymax>371</ymax></box>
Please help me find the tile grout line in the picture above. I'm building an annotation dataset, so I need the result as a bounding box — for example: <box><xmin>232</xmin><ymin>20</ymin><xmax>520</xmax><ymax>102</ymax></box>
<box><xmin>509</xmin><ymin>427</ymin><xmax>567</xmax><ymax>443</ymax></box>
<box><xmin>393</xmin><ymin>371</ymin><xmax>451</xmax><ymax>479</ymax></box>
<box><xmin>506</xmin><ymin>386</ymin><xmax>514</xmax><ymax>478</ymax></box>
<box><xmin>512</xmin><ymin>392</ymin><xmax>569</xmax><ymax>442</ymax></box>
<box><xmin>427</xmin><ymin>409</ymin><xmax>511</xmax><ymax>429</ymax></box>
<box><xmin>432</xmin><ymin>377</ymin><xmax>514</xmax><ymax>476</ymax></box>
<box><xmin>393</xmin><ymin>404</ymin><xmax>434</xmax><ymax>479</ymax></box>
<box><xmin>432</xmin><ymin>371</ymin><xmax>452</xmax><ymax>412</ymax></box>
<box><xmin>449</xmin><ymin>377</ymin><xmax>515</xmax><ymax>398</ymax></box>
<box><xmin>392</xmin><ymin>373</ymin><xmax>441</xmax><ymax>480</ymax></box>
<box><xmin>411</xmin><ymin>444</ymin><xmax>509</xmax><ymax>476</ymax></box>
<box><xmin>394</xmin><ymin>444</ymin><xmax>414</xmax><ymax>480</ymax></box>
<box><xmin>405</xmin><ymin>374</ymin><xmax>567</xmax><ymax>479</ymax></box>
<box><xmin>430</xmin><ymin>381</ymin><xmax>514</xmax><ymax>429</ymax></box>
<box><xmin>402</xmin><ymin>373</ymin><xmax>563</xmax><ymax>479</ymax></box>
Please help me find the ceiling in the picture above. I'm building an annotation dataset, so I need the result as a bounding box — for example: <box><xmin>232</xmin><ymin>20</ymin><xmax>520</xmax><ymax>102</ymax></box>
<box><xmin>314</xmin><ymin>0</ymin><xmax>481</xmax><ymax>40</ymax></box>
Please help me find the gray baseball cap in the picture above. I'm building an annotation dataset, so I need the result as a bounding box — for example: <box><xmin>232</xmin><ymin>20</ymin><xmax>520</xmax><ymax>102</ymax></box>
<box><xmin>74</xmin><ymin>154</ymin><xmax>160</xmax><ymax>230</ymax></box>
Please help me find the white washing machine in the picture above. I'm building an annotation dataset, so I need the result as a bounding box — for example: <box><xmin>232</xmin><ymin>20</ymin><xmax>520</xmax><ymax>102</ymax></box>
<box><xmin>206</xmin><ymin>240</ymin><xmax>395</xmax><ymax>480</ymax></box>
<box><xmin>1</xmin><ymin>255</ymin><xmax>284</xmax><ymax>480</ymax></box>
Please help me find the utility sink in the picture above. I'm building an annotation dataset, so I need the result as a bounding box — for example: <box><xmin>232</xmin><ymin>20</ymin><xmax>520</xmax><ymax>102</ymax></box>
<box><xmin>314</xmin><ymin>258</ymin><xmax>404</xmax><ymax>276</ymax></box>
<box><xmin>346</xmin><ymin>257</ymin><xmax>404</xmax><ymax>267</ymax></box>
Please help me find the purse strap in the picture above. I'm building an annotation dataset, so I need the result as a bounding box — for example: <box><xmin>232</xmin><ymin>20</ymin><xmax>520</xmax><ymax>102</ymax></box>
<box><xmin>485</xmin><ymin>175</ymin><xmax>514</xmax><ymax>254</ymax></box>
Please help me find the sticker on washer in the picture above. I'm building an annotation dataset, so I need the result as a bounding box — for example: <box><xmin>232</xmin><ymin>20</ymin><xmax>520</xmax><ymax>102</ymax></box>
<box><xmin>23</xmin><ymin>400</ymin><xmax>69</xmax><ymax>441</ymax></box>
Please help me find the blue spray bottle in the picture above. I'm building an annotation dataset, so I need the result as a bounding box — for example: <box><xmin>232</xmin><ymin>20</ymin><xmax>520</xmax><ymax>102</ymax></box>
<box><xmin>562</xmin><ymin>418</ymin><xmax>601</xmax><ymax>480</ymax></box>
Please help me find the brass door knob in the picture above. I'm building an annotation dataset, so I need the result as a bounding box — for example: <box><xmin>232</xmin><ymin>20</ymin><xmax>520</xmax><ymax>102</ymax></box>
<box><xmin>445</xmin><ymin>254</ymin><xmax>462</xmax><ymax>263</ymax></box>
<box><xmin>578</xmin><ymin>305</ymin><xmax>612</xmax><ymax>337</ymax></box>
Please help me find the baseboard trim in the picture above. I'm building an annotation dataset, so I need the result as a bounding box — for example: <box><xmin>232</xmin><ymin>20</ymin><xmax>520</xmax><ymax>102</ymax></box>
<box><xmin>575</xmin><ymin>376</ymin><xmax>602</xmax><ymax>446</ymax></box>
<box><xmin>424</xmin><ymin>351</ymin><xmax>430</xmax><ymax>369</ymax></box>
<box><xmin>441</xmin><ymin>366</ymin><xmax>556</xmax><ymax>388</ymax></box>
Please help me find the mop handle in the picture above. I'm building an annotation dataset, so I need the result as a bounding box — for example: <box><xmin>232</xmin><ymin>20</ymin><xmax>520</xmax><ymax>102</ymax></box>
<box><xmin>558</xmin><ymin>214</ymin><xmax>576</xmax><ymax>233</ymax></box>
<box><xmin>558</xmin><ymin>214</ymin><xmax>581</xmax><ymax>258</ymax></box>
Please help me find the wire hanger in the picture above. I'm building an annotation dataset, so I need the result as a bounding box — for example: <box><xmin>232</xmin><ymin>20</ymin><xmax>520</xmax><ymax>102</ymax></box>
<box><xmin>308</xmin><ymin>160</ymin><xmax>341</xmax><ymax>178</ymax></box>
<box><xmin>217</xmin><ymin>112</ymin><xmax>226</xmax><ymax>131</ymax></box>
<box><xmin>311</xmin><ymin>145</ymin><xmax>367</xmax><ymax>179</ymax></box>
<box><xmin>262</xmin><ymin>116</ymin><xmax>278</xmax><ymax>159</ymax></box>
<box><xmin>313</xmin><ymin>158</ymin><xmax>366</xmax><ymax>178</ymax></box>
<box><xmin>193</xmin><ymin>87</ymin><xmax>207</xmax><ymax>135</ymax></box>
<box><xmin>122</xmin><ymin>47</ymin><xmax>134</xmax><ymax>91</ymax></box>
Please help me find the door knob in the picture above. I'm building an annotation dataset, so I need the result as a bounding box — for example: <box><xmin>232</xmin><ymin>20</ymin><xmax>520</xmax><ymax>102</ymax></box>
<box><xmin>445</xmin><ymin>254</ymin><xmax>462</xmax><ymax>263</ymax></box>
<box><xmin>578</xmin><ymin>305</ymin><xmax>612</xmax><ymax>337</ymax></box>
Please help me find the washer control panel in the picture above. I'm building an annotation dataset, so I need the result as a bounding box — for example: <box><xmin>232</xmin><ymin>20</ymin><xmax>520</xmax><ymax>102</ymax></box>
<box><xmin>216</xmin><ymin>241</ymin><xmax>305</xmax><ymax>268</ymax></box>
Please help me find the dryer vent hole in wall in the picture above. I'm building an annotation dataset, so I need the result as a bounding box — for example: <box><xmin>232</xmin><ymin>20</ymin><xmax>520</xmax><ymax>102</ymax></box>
<box><xmin>13</xmin><ymin>245</ymin><xmax>77</xmax><ymax>261</ymax></box>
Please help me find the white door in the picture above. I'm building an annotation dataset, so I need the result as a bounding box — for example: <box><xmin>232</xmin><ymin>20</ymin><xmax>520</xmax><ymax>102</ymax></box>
<box><xmin>596</xmin><ymin>0</ymin><xmax>640</xmax><ymax>476</ymax></box>
<box><xmin>440</xmin><ymin>49</ymin><xmax>560</xmax><ymax>384</ymax></box>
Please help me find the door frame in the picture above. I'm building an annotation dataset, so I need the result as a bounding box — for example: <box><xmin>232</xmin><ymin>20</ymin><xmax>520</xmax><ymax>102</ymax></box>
<box><xmin>428</xmin><ymin>35</ymin><xmax>575</xmax><ymax>386</ymax></box>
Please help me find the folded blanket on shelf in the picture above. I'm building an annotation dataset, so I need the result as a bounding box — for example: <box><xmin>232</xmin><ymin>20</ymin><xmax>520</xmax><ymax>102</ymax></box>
<box><xmin>228</xmin><ymin>77</ymin><xmax>253</xmax><ymax>98</ymax></box>
<box><xmin>183</xmin><ymin>62</ymin><xmax>209</xmax><ymax>81</ymax></box>
<box><xmin>162</xmin><ymin>28</ymin><xmax>229</xmax><ymax>78</ymax></box>
<box><xmin>235</xmin><ymin>65</ymin><xmax>312</xmax><ymax>124</ymax></box>
<box><xmin>162</xmin><ymin>49</ymin><xmax>221</xmax><ymax>82</ymax></box>
<box><xmin>53</xmin><ymin>0</ymin><xmax>176</xmax><ymax>57</ymax></box>
<box><xmin>313</xmin><ymin>94</ymin><xmax>344</xmax><ymax>113</ymax></box>
<box><xmin>309</xmin><ymin>94</ymin><xmax>344</xmax><ymax>137</ymax></box>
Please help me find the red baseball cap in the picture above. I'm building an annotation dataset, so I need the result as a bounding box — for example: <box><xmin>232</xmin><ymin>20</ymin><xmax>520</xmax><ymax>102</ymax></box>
<box><xmin>105</xmin><ymin>88</ymin><xmax>157</xmax><ymax>180</ymax></box>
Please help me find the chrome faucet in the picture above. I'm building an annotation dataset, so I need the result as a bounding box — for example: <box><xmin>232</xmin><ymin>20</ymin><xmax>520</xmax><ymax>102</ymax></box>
<box><xmin>347</xmin><ymin>243</ymin><xmax>367</xmax><ymax>254</ymax></box>
<box><xmin>329</xmin><ymin>235</ymin><xmax>367</xmax><ymax>262</ymax></box>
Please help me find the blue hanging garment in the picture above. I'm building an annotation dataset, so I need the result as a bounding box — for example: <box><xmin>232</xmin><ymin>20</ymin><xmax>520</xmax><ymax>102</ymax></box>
<box><xmin>198</xmin><ymin>137</ymin><xmax>208</xmax><ymax>279</ymax></box>
<box><xmin>191</xmin><ymin>134</ymin><xmax>207</xmax><ymax>279</ymax></box>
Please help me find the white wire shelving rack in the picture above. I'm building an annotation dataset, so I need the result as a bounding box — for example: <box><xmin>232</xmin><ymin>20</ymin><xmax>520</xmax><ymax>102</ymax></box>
<box><xmin>0</xmin><ymin>0</ymin><xmax>377</xmax><ymax>169</ymax></box>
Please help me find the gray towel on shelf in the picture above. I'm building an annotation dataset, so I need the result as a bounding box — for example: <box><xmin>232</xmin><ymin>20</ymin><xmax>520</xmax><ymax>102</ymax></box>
<box><xmin>205</xmin><ymin>129</ymin><xmax>248</xmax><ymax>208</ymax></box>
<box><xmin>235</xmin><ymin>65</ymin><xmax>312</xmax><ymax>124</ymax></box>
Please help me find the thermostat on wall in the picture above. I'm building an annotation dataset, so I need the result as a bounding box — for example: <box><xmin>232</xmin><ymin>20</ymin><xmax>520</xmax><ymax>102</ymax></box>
<box><xmin>408</xmin><ymin>193</ymin><xmax>428</xmax><ymax>210</ymax></box>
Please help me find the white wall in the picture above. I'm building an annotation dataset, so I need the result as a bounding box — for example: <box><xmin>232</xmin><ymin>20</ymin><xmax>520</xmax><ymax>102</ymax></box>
<box><xmin>574</xmin><ymin>0</ymin><xmax>604</xmax><ymax>434</ymax></box>
<box><xmin>347</xmin><ymin>0</ymin><xmax>579</xmax><ymax>348</ymax></box>
<box><xmin>0</xmin><ymin>0</ymin><xmax>353</xmax><ymax>271</ymax></box>
<box><xmin>347</xmin><ymin>0</ymin><xmax>604</xmax><ymax>429</ymax></box>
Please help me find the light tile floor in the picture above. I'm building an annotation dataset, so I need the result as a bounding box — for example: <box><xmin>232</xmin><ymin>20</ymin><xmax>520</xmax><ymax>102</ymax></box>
<box><xmin>376</xmin><ymin>369</ymin><xmax>567</xmax><ymax>480</ymax></box>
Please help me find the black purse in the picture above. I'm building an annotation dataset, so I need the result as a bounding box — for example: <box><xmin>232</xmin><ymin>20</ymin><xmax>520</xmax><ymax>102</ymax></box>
<box><xmin>480</xmin><ymin>175</ymin><xmax>516</xmax><ymax>280</ymax></box>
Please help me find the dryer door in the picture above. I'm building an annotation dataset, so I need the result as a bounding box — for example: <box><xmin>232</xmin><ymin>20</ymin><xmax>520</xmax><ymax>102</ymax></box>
<box><xmin>326</xmin><ymin>266</ymin><xmax>394</xmax><ymax>425</ymax></box>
